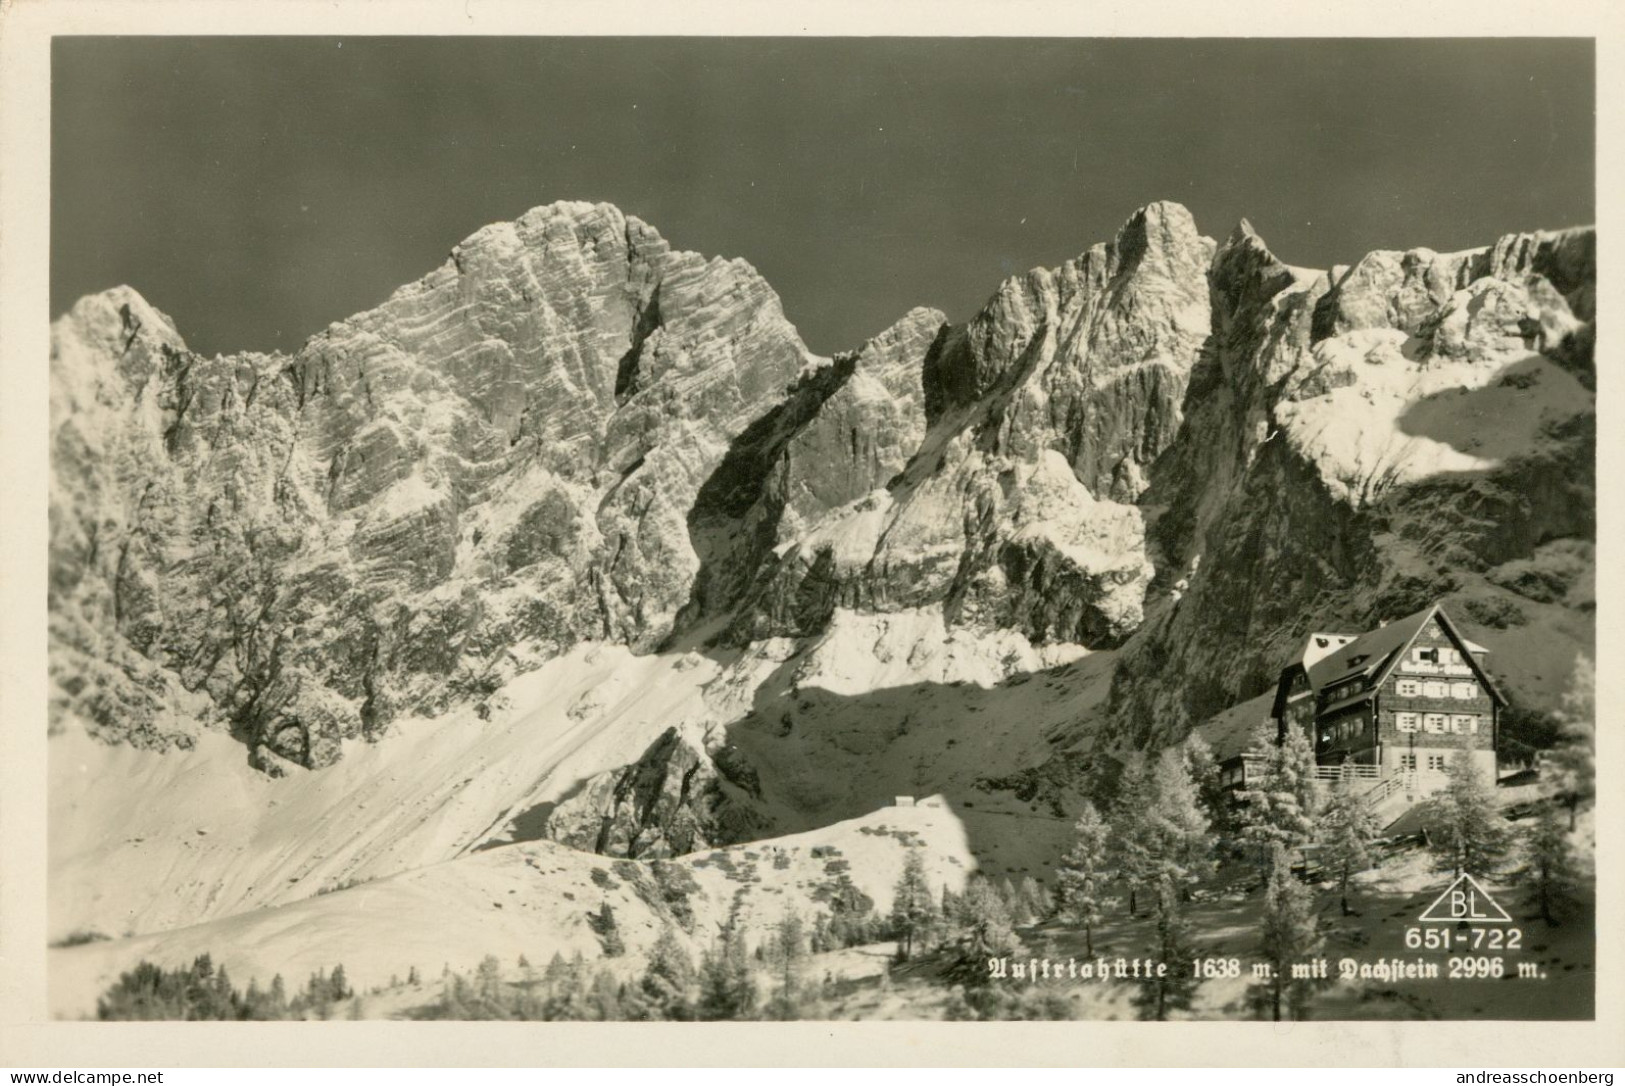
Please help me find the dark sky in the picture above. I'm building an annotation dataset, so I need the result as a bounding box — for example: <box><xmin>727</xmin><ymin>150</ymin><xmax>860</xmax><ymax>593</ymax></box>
<box><xmin>52</xmin><ymin>37</ymin><xmax>1594</xmax><ymax>358</ymax></box>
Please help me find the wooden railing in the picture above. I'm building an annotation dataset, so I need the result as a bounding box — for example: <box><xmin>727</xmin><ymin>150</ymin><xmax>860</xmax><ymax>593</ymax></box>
<box><xmin>1237</xmin><ymin>756</ymin><xmax>1410</xmax><ymax>813</ymax></box>
<box><xmin>1313</xmin><ymin>764</ymin><xmax>1379</xmax><ymax>781</ymax></box>
<box><xmin>1241</xmin><ymin>757</ymin><xmax>1380</xmax><ymax>782</ymax></box>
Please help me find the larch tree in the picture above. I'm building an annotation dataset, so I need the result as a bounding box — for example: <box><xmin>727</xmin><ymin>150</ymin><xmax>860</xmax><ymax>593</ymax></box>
<box><xmin>888</xmin><ymin>847</ymin><xmax>937</xmax><ymax>961</ymax></box>
<box><xmin>1110</xmin><ymin>754</ymin><xmax>1157</xmax><ymax>917</ymax></box>
<box><xmin>1056</xmin><ymin>800</ymin><xmax>1111</xmax><ymax>956</ymax></box>
<box><xmin>1425</xmin><ymin>747</ymin><xmax>1511</xmax><ymax>877</ymax></box>
<box><xmin>1144</xmin><ymin>746</ymin><xmax>1214</xmax><ymax>905</ymax></box>
<box><xmin>1519</xmin><ymin>801</ymin><xmax>1583</xmax><ymax>926</ymax></box>
<box><xmin>1316</xmin><ymin>781</ymin><xmax>1379</xmax><ymax>915</ymax></box>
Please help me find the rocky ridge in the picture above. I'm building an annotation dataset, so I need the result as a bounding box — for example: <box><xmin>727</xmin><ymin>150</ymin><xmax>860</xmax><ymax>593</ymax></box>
<box><xmin>1105</xmin><ymin>220</ymin><xmax>1595</xmax><ymax>748</ymax></box>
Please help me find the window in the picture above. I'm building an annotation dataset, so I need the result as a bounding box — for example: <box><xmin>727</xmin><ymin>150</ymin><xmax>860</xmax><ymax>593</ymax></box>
<box><xmin>1443</xmin><ymin>649</ymin><xmax>1462</xmax><ymax>665</ymax></box>
<box><xmin>1427</xmin><ymin>754</ymin><xmax>1446</xmax><ymax>772</ymax></box>
<box><xmin>1452</xmin><ymin>682</ymin><xmax>1477</xmax><ymax>700</ymax></box>
<box><xmin>1397</xmin><ymin>679</ymin><xmax>1421</xmax><ymax>697</ymax></box>
<box><xmin>1423</xmin><ymin>713</ymin><xmax>1448</xmax><ymax>734</ymax></box>
<box><xmin>1423</xmin><ymin>681</ymin><xmax>1447</xmax><ymax>699</ymax></box>
<box><xmin>1413</xmin><ymin>647</ymin><xmax>1439</xmax><ymax>664</ymax></box>
<box><xmin>1396</xmin><ymin>712</ymin><xmax>1419</xmax><ymax>733</ymax></box>
<box><xmin>1451</xmin><ymin>714</ymin><xmax>1478</xmax><ymax>735</ymax></box>
<box><xmin>1399</xmin><ymin>753</ymin><xmax>1417</xmax><ymax>770</ymax></box>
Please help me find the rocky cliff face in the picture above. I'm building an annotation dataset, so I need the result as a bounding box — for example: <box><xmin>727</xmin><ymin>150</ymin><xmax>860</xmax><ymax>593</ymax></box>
<box><xmin>712</xmin><ymin>202</ymin><xmax>1212</xmax><ymax>648</ymax></box>
<box><xmin>50</xmin><ymin>202</ymin><xmax>814</xmax><ymax>769</ymax></box>
<box><xmin>1104</xmin><ymin>221</ymin><xmax>1595</xmax><ymax>748</ymax></box>
<box><xmin>537</xmin><ymin>726</ymin><xmax>762</xmax><ymax>858</ymax></box>
<box><xmin>50</xmin><ymin>198</ymin><xmax>1595</xmax><ymax>785</ymax></box>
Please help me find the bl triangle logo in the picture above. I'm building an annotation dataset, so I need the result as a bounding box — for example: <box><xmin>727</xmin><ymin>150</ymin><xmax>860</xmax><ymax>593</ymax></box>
<box><xmin>1418</xmin><ymin>872</ymin><xmax>1512</xmax><ymax>923</ymax></box>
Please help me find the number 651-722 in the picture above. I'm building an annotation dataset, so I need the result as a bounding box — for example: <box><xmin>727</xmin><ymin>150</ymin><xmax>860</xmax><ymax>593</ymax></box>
<box><xmin>1405</xmin><ymin>927</ymin><xmax>1522</xmax><ymax>951</ymax></box>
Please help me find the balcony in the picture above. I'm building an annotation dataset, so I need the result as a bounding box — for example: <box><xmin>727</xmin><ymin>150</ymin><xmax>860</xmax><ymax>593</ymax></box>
<box><xmin>1240</xmin><ymin>757</ymin><xmax>1379</xmax><ymax>780</ymax></box>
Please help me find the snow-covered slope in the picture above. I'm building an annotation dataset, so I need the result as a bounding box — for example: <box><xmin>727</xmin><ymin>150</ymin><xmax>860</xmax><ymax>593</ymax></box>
<box><xmin>50</xmin><ymin>800</ymin><xmax>976</xmax><ymax>1019</ymax></box>
<box><xmin>50</xmin><ymin>609</ymin><xmax>1097</xmax><ymax>940</ymax></box>
<box><xmin>51</xmin><ymin>643</ymin><xmax>742</xmax><ymax>936</ymax></box>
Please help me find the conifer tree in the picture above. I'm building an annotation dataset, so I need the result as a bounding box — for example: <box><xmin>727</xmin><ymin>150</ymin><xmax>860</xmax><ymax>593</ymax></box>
<box><xmin>949</xmin><ymin>875</ymin><xmax>1016</xmax><ymax>986</ymax></box>
<box><xmin>809</xmin><ymin>912</ymin><xmax>833</xmax><ymax>954</ymax></box>
<box><xmin>269</xmin><ymin>973</ymin><xmax>287</xmax><ymax>1013</ymax></box>
<box><xmin>513</xmin><ymin>955</ymin><xmax>541</xmax><ymax>1019</ymax></box>
<box><xmin>590</xmin><ymin>900</ymin><xmax>626</xmax><ymax>957</ymax></box>
<box><xmin>1520</xmin><ymin>802</ymin><xmax>1583</xmax><ymax>926</ymax></box>
<box><xmin>888</xmin><ymin>848</ymin><xmax>937</xmax><ymax>961</ymax></box>
<box><xmin>1132</xmin><ymin>878</ymin><xmax>1198</xmax><ymax>1022</ymax></box>
<box><xmin>1256</xmin><ymin>843</ymin><xmax>1323</xmax><ymax>1022</ymax></box>
<box><xmin>1237</xmin><ymin>720</ymin><xmax>1317</xmax><ymax>876</ymax></box>
<box><xmin>1316</xmin><ymin>781</ymin><xmax>1379</xmax><ymax>915</ymax></box>
<box><xmin>588</xmin><ymin>970</ymin><xmax>623</xmax><ymax>1020</ymax></box>
<box><xmin>474</xmin><ymin>955</ymin><xmax>504</xmax><ymax>1011</ymax></box>
<box><xmin>244</xmin><ymin>977</ymin><xmax>263</xmax><ymax>1019</ymax></box>
<box><xmin>1425</xmin><ymin>748</ymin><xmax>1511</xmax><ymax>876</ymax></box>
<box><xmin>1055</xmin><ymin>800</ymin><xmax>1111</xmax><ymax>956</ymax></box>
<box><xmin>1546</xmin><ymin>655</ymin><xmax>1595</xmax><ymax>830</ymax></box>
<box><xmin>1182</xmin><ymin>732</ymin><xmax>1232</xmax><ymax>841</ymax></box>
<box><xmin>640</xmin><ymin>925</ymin><xmax>696</xmax><ymax>1021</ymax></box>
<box><xmin>97</xmin><ymin>958</ymin><xmax>273</xmax><ymax>1021</ymax></box>
<box><xmin>998</xmin><ymin>875</ymin><xmax>1029</xmax><ymax>926</ymax></box>
<box><xmin>1018</xmin><ymin>875</ymin><xmax>1051</xmax><ymax>923</ymax></box>
<box><xmin>763</xmin><ymin>911</ymin><xmax>809</xmax><ymax>1019</ymax></box>
<box><xmin>697</xmin><ymin>921</ymin><xmax>755</xmax><ymax>1020</ymax></box>
<box><xmin>1111</xmin><ymin>754</ymin><xmax>1156</xmax><ymax>916</ymax></box>
<box><xmin>1144</xmin><ymin>747</ymin><xmax>1214</xmax><ymax>902</ymax></box>
<box><xmin>541</xmin><ymin>952</ymin><xmax>593</xmax><ymax>1021</ymax></box>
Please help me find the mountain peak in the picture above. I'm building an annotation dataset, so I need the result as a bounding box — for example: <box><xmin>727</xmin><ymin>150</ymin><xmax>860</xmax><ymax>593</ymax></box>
<box><xmin>54</xmin><ymin>284</ymin><xmax>189</xmax><ymax>372</ymax></box>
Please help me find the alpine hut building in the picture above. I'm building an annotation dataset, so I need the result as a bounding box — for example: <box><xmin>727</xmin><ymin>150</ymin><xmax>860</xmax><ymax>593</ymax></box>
<box><xmin>1199</xmin><ymin>603</ymin><xmax>1505</xmax><ymax>825</ymax></box>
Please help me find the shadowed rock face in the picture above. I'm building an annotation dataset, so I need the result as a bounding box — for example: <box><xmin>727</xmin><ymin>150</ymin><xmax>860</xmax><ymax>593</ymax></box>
<box><xmin>49</xmin><ymin>198</ymin><xmax>1596</xmax><ymax>778</ymax></box>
